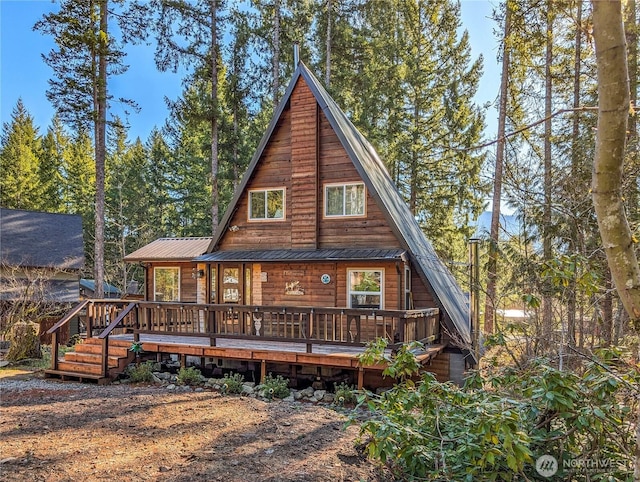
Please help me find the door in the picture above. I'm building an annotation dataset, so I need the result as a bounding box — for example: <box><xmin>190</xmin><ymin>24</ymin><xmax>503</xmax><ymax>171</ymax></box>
<box><xmin>221</xmin><ymin>264</ymin><xmax>242</xmax><ymax>304</ymax></box>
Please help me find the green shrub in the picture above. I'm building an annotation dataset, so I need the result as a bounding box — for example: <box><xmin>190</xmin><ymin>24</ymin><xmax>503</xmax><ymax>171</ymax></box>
<box><xmin>260</xmin><ymin>373</ymin><xmax>290</xmax><ymax>399</ymax></box>
<box><xmin>333</xmin><ymin>382</ymin><xmax>357</xmax><ymax>405</ymax></box>
<box><xmin>126</xmin><ymin>361</ymin><xmax>155</xmax><ymax>383</ymax></box>
<box><xmin>353</xmin><ymin>342</ymin><xmax>638</xmax><ymax>481</ymax></box>
<box><xmin>177</xmin><ymin>366</ymin><xmax>203</xmax><ymax>386</ymax></box>
<box><xmin>220</xmin><ymin>372</ymin><xmax>245</xmax><ymax>394</ymax></box>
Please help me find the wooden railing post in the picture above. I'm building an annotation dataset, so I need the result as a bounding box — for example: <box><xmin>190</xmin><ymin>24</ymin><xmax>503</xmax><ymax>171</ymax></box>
<box><xmin>101</xmin><ymin>335</ymin><xmax>109</xmax><ymax>377</ymax></box>
<box><xmin>51</xmin><ymin>331</ymin><xmax>59</xmax><ymax>370</ymax></box>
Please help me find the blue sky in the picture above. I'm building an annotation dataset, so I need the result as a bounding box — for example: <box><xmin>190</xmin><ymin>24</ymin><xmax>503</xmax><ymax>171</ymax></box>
<box><xmin>1</xmin><ymin>0</ymin><xmax>500</xmax><ymax>142</ymax></box>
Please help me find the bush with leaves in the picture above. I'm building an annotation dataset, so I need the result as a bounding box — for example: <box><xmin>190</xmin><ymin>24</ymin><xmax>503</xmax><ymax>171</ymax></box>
<box><xmin>334</xmin><ymin>382</ymin><xmax>357</xmax><ymax>406</ymax></box>
<box><xmin>353</xmin><ymin>339</ymin><xmax>638</xmax><ymax>481</ymax></box>
<box><xmin>126</xmin><ymin>361</ymin><xmax>155</xmax><ymax>383</ymax></box>
<box><xmin>220</xmin><ymin>372</ymin><xmax>245</xmax><ymax>394</ymax></box>
<box><xmin>258</xmin><ymin>373</ymin><xmax>290</xmax><ymax>399</ymax></box>
<box><xmin>177</xmin><ymin>366</ymin><xmax>203</xmax><ymax>386</ymax></box>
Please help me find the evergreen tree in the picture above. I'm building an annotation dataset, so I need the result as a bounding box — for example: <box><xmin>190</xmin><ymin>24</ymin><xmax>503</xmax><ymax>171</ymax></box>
<box><xmin>0</xmin><ymin>100</ymin><xmax>43</xmax><ymax>210</ymax></box>
<box><xmin>38</xmin><ymin>116</ymin><xmax>67</xmax><ymax>213</ymax></box>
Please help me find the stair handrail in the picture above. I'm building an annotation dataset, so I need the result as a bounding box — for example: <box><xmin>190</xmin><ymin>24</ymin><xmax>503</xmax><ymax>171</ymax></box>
<box><xmin>47</xmin><ymin>300</ymin><xmax>90</xmax><ymax>372</ymax></box>
<box><xmin>46</xmin><ymin>299</ymin><xmax>90</xmax><ymax>335</ymax></box>
<box><xmin>96</xmin><ymin>302</ymin><xmax>138</xmax><ymax>377</ymax></box>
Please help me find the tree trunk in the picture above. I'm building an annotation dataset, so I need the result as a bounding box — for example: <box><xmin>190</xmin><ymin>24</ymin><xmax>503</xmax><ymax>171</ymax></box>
<box><xmin>210</xmin><ymin>1</ymin><xmax>219</xmax><ymax>236</ymax></box>
<box><xmin>484</xmin><ymin>0</ymin><xmax>512</xmax><ymax>335</ymax></box>
<box><xmin>542</xmin><ymin>4</ymin><xmax>553</xmax><ymax>349</ymax></box>
<box><xmin>273</xmin><ymin>0</ymin><xmax>281</xmax><ymax>107</ymax></box>
<box><xmin>325</xmin><ymin>0</ymin><xmax>332</xmax><ymax>86</ymax></box>
<box><xmin>94</xmin><ymin>0</ymin><xmax>108</xmax><ymax>300</ymax></box>
<box><xmin>567</xmin><ymin>0</ymin><xmax>583</xmax><ymax>351</ymax></box>
<box><xmin>591</xmin><ymin>1</ymin><xmax>640</xmax><ymax>478</ymax></box>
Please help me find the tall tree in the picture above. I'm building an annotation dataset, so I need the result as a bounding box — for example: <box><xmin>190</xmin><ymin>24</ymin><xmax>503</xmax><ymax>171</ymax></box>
<box><xmin>0</xmin><ymin>100</ymin><xmax>43</xmax><ymax>211</ymax></box>
<box><xmin>484</xmin><ymin>1</ymin><xmax>512</xmax><ymax>335</ymax></box>
<box><xmin>152</xmin><ymin>0</ymin><xmax>223</xmax><ymax>235</ymax></box>
<box><xmin>35</xmin><ymin>0</ymin><xmax>143</xmax><ymax>297</ymax></box>
<box><xmin>39</xmin><ymin>116</ymin><xmax>68</xmax><ymax>213</ymax></box>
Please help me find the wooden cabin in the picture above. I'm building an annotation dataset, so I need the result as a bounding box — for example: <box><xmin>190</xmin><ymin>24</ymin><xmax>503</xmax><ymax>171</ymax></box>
<box><xmin>45</xmin><ymin>62</ymin><xmax>473</xmax><ymax>388</ymax></box>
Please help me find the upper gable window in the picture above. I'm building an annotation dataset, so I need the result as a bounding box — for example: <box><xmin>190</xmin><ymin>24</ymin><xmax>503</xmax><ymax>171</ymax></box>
<box><xmin>325</xmin><ymin>182</ymin><xmax>365</xmax><ymax>217</ymax></box>
<box><xmin>248</xmin><ymin>188</ymin><xmax>285</xmax><ymax>220</ymax></box>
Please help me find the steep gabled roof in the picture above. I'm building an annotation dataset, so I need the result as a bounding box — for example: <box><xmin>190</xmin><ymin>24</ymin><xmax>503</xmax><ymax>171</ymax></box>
<box><xmin>0</xmin><ymin>208</ymin><xmax>84</xmax><ymax>270</ymax></box>
<box><xmin>124</xmin><ymin>237</ymin><xmax>212</xmax><ymax>263</ymax></box>
<box><xmin>208</xmin><ymin>62</ymin><xmax>470</xmax><ymax>345</ymax></box>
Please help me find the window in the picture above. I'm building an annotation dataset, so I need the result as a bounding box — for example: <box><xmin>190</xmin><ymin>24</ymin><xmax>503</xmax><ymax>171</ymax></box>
<box><xmin>154</xmin><ymin>267</ymin><xmax>180</xmax><ymax>301</ymax></box>
<box><xmin>325</xmin><ymin>182</ymin><xmax>365</xmax><ymax>217</ymax></box>
<box><xmin>348</xmin><ymin>269</ymin><xmax>383</xmax><ymax>309</ymax></box>
<box><xmin>405</xmin><ymin>266</ymin><xmax>412</xmax><ymax>309</ymax></box>
<box><xmin>209</xmin><ymin>267</ymin><xmax>217</xmax><ymax>303</ymax></box>
<box><xmin>249</xmin><ymin>188</ymin><xmax>285</xmax><ymax>220</ymax></box>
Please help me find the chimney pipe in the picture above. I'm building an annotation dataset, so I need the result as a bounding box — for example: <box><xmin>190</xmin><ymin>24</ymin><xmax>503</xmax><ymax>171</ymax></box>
<box><xmin>293</xmin><ymin>42</ymin><xmax>299</xmax><ymax>67</ymax></box>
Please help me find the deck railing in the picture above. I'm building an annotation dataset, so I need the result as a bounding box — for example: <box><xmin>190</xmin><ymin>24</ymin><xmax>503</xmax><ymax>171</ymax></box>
<box><xmin>48</xmin><ymin>300</ymin><xmax>440</xmax><ymax>374</ymax></box>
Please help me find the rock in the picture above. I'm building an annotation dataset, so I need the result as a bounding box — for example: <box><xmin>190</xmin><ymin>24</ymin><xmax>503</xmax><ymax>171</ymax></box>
<box><xmin>293</xmin><ymin>390</ymin><xmax>304</xmax><ymax>400</ymax></box>
<box><xmin>282</xmin><ymin>395</ymin><xmax>295</xmax><ymax>403</ymax></box>
<box><xmin>166</xmin><ymin>384</ymin><xmax>176</xmax><ymax>390</ymax></box>
<box><xmin>322</xmin><ymin>393</ymin><xmax>335</xmax><ymax>403</ymax></box>
<box><xmin>300</xmin><ymin>387</ymin><xmax>315</xmax><ymax>398</ymax></box>
<box><xmin>0</xmin><ymin>361</ymin><xmax>10</xmax><ymax>368</ymax></box>
<box><xmin>313</xmin><ymin>390</ymin><xmax>326</xmax><ymax>400</ymax></box>
<box><xmin>242</xmin><ymin>382</ymin><xmax>256</xmax><ymax>389</ymax></box>
<box><xmin>194</xmin><ymin>387</ymin><xmax>204</xmax><ymax>392</ymax></box>
<box><xmin>241</xmin><ymin>384</ymin><xmax>255</xmax><ymax>395</ymax></box>
<box><xmin>151</xmin><ymin>375</ymin><xmax>162</xmax><ymax>384</ymax></box>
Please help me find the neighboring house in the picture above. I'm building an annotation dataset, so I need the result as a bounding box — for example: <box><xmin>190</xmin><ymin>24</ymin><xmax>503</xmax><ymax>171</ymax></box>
<box><xmin>80</xmin><ymin>279</ymin><xmax>121</xmax><ymax>299</ymax></box>
<box><xmin>124</xmin><ymin>61</ymin><xmax>474</xmax><ymax>382</ymax></box>
<box><xmin>0</xmin><ymin>208</ymin><xmax>84</xmax><ymax>303</ymax></box>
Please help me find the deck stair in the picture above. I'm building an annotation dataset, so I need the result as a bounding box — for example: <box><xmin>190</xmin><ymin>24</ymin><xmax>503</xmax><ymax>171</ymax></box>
<box><xmin>44</xmin><ymin>338</ymin><xmax>135</xmax><ymax>384</ymax></box>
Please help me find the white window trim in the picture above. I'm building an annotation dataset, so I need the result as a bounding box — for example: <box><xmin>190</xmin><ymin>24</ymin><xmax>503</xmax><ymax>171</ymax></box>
<box><xmin>324</xmin><ymin>182</ymin><xmax>366</xmax><ymax>218</ymax></box>
<box><xmin>405</xmin><ymin>266</ymin><xmax>412</xmax><ymax>309</ymax></box>
<box><xmin>248</xmin><ymin>187</ymin><xmax>286</xmax><ymax>221</ymax></box>
<box><xmin>347</xmin><ymin>268</ymin><xmax>384</xmax><ymax>309</ymax></box>
<box><xmin>153</xmin><ymin>267</ymin><xmax>180</xmax><ymax>302</ymax></box>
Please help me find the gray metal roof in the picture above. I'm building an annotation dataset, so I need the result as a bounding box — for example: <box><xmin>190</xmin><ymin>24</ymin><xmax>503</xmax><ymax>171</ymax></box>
<box><xmin>80</xmin><ymin>278</ymin><xmax>121</xmax><ymax>295</ymax></box>
<box><xmin>124</xmin><ymin>237</ymin><xmax>212</xmax><ymax>262</ymax></box>
<box><xmin>197</xmin><ymin>248</ymin><xmax>407</xmax><ymax>263</ymax></box>
<box><xmin>207</xmin><ymin>62</ymin><xmax>471</xmax><ymax>345</ymax></box>
<box><xmin>0</xmin><ymin>208</ymin><xmax>84</xmax><ymax>270</ymax></box>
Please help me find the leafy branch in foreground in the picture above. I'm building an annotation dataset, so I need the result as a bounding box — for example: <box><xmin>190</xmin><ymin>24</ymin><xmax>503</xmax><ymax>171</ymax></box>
<box><xmin>353</xmin><ymin>339</ymin><xmax>637</xmax><ymax>481</ymax></box>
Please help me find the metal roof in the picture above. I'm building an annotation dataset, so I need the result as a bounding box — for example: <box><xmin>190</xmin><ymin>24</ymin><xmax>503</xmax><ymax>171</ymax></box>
<box><xmin>80</xmin><ymin>278</ymin><xmax>121</xmax><ymax>295</ymax></box>
<box><xmin>196</xmin><ymin>248</ymin><xmax>406</xmax><ymax>263</ymax></box>
<box><xmin>0</xmin><ymin>208</ymin><xmax>84</xmax><ymax>270</ymax></box>
<box><xmin>207</xmin><ymin>62</ymin><xmax>471</xmax><ymax>346</ymax></box>
<box><xmin>124</xmin><ymin>237</ymin><xmax>212</xmax><ymax>262</ymax></box>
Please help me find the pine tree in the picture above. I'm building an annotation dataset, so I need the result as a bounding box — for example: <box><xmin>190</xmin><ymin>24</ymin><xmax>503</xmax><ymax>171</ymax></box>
<box><xmin>0</xmin><ymin>100</ymin><xmax>43</xmax><ymax>211</ymax></box>
<box><xmin>38</xmin><ymin>116</ymin><xmax>67</xmax><ymax>213</ymax></box>
<box><xmin>35</xmin><ymin>0</ymin><xmax>144</xmax><ymax>297</ymax></box>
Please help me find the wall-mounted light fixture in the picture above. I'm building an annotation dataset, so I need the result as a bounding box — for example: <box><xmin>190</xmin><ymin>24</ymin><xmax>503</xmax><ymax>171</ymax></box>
<box><xmin>229</xmin><ymin>225</ymin><xmax>239</xmax><ymax>232</ymax></box>
<box><xmin>192</xmin><ymin>268</ymin><xmax>205</xmax><ymax>279</ymax></box>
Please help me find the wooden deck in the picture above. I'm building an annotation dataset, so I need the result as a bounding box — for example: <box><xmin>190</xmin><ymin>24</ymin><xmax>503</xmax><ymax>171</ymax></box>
<box><xmin>45</xmin><ymin>300</ymin><xmax>445</xmax><ymax>388</ymax></box>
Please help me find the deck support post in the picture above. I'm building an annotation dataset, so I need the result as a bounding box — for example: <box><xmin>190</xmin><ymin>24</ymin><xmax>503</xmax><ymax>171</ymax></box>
<box><xmin>260</xmin><ymin>359</ymin><xmax>266</xmax><ymax>383</ymax></box>
<box><xmin>101</xmin><ymin>336</ymin><xmax>109</xmax><ymax>377</ymax></box>
<box><xmin>357</xmin><ymin>367</ymin><xmax>364</xmax><ymax>390</ymax></box>
<box><xmin>180</xmin><ymin>354</ymin><xmax>186</xmax><ymax>368</ymax></box>
<box><xmin>51</xmin><ymin>331</ymin><xmax>59</xmax><ymax>371</ymax></box>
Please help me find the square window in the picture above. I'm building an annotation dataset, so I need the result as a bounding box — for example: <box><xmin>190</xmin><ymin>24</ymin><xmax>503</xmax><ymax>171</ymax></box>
<box><xmin>154</xmin><ymin>267</ymin><xmax>180</xmax><ymax>301</ymax></box>
<box><xmin>325</xmin><ymin>183</ymin><xmax>365</xmax><ymax>217</ymax></box>
<box><xmin>249</xmin><ymin>188</ymin><xmax>285</xmax><ymax>220</ymax></box>
<box><xmin>348</xmin><ymin>269</ymin><xmax>383</xmax><ymax>309</ymax></box>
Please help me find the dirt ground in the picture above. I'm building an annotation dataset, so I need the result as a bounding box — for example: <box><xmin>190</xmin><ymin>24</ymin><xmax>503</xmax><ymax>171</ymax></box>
<box><xmin>0</xmin><ymin>369</ymin><xmax>392</xmax><ymax>482</ymax></box>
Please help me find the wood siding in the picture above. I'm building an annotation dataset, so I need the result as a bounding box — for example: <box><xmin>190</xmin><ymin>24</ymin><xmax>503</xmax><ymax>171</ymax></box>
<box><xmin>218</xmin><ymin>109</ymin><xmax>292</xmax><ymax>250</ymax></box>
<box><xmin>144</xmin><ymin>262</ymin><xmax>197</xmax><ymax>303</ymax></box>
<box><xmin>290</xmin><ymin>78</ymin><xmax>318</xmax><ymax>248</ymax></box>
<box><xmin>317</xmin><ymin>111</ymin><xmax>400</xmax><ymax>248</ymax></box>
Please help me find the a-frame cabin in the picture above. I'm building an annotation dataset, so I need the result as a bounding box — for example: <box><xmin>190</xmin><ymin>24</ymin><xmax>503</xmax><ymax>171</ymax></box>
<box><xmin>46</xmin><ymin>61</ymin><xmax>474</xmax><ymax>388</ymax></box>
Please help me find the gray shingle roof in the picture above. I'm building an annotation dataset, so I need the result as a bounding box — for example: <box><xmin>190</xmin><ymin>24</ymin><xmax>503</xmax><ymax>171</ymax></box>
<box><xmin>0</xmin><ymin>208</ymin><xmax>84</xmax><ymax>270</ymax></box>
<box><xmin>207</xmin><ymin>62</ymin><xmax>471</xmax><ymax>345</ymax></box>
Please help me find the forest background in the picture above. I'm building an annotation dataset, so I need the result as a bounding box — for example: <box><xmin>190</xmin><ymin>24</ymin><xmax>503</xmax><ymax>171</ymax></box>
<box><xmin>0</xmin><ymin>0</ymin><xmax>638</xmax><ymax>357</ymax></box>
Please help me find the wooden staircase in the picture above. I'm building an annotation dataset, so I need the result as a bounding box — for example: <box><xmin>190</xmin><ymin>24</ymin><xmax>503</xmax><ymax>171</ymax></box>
<box><xmin>44</xmin><ymin>338</ymin><xmax>135</xmax><ymax>384</ymax></box>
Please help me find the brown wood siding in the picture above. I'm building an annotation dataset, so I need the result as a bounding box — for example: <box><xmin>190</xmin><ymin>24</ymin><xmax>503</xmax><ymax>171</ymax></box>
<box><xmin>317</xmin><ymin>111</ymin><xmax>400</xmax><ymax>248</ymax></box>
<box><xmin>335</xmin><ymin>261</ymin><xmax>399</xmax><ymax>309</ymax></box>
<box><xmin>144</xmin><ymin>262</ymin><xmax>197</xmax><ymax>303</ymax></box>
<box><xmin>218</xmin><ymin>109</ymin><xmax>293</xmax><ymax>250</ymax></box>
<box><xmin>410</xmin><ymin>270</ymin><xmax>436</xmax><ymax>309</ymax></box>
<box><xmin>427</xmin><ymin>352</ymin><xmax>450</xmax><ymax>382</ymax></box>
<box><xmin>259</xmin><ymin>262</ymin><xmax>337</xmax><ymax>307</ymax></box>
<box><xmin>290</xmin><ymin>78</ymin><xmax>318</xmax><ymax>249</ymax></box>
